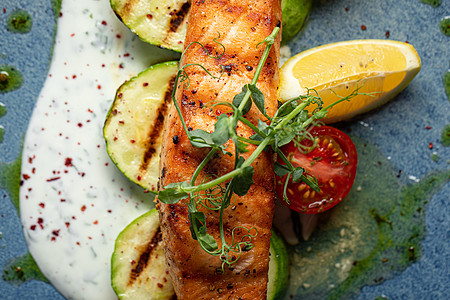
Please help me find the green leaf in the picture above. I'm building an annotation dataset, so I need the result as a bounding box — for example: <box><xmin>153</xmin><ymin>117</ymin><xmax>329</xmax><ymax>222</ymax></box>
<box><xmin>190</xmin><ymin>129</ymin><xmax>213</xmax><ymax>148</ymax></box>
<box><xmin>211</xmin><ymin>114</ymin><xmax>231</xmax><ymax>145</ymax></box>
<box><xmin>231</xmin><ymin>157</ymin><xmax>254</xmax><ymax>196</ymax></box>
<box><xmin>233</xmin><ymin>86</ymin><xmax>252</xmax><ymax>115</ymax></box>
<box><xmin>275</xmin><ymin>128</ymin><xmax>297</xmax><ymax>147</ymax></box>
<box><xmin>314</xmin><ymin>110</ymin><xmax>328</xmax><ymax>119</ymax></box>
<box><xmin>273</xmin><ymin>162</ymin><xmax>290</xmax><ymax>177</ymax></box>
<box><xmin>248</xmin><ymin>84</ymin><xmax>267</xmax><ymax>117</ymax></box>
<box><xmin>189</xmin><ymin>211</ymin><xmax>218</xmax><ymax>251</ymax></box>
<box><xmin>158</xmin><ymin>182</ymin><xmax>190</xmax><ymax>204</ymax></box>
<box><xmin>292</xmin><ymin>167</ymin><xmax>304</xmax><ymax>182</ymax></box>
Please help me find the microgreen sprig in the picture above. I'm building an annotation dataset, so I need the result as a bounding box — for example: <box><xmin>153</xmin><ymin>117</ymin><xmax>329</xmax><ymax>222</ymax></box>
<box><xmin>157</xmin><ymin>27</ymin><xmax>364</xmax><ymax>270</ymax></box>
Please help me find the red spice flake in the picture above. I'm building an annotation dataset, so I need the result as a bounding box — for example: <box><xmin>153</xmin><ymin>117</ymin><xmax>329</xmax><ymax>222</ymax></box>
<box><xmin>426</xmin><ymin>126</ymin><xmax>432</xmax><ymax>130</ymax></box>
<box><xmin>97</xmin><ymin>84</ymin><xmax>101</xmax><ymax>90</ymax></box>
<box><xmin>65</xmin><ymin>222</ymin><xmax>70</xmax><ymax>228</ymax></box>
<box><xmin>124</xmin><ymin>53</ymin><xmax>130</xmax><ymax>57</ymax></box>
<box><xmin>81</xmin><ymin>205</ymin><xmax>87</xmax><ymax>212</ymax></box>
<box><xmin>105</xmin><ymin>162</ymin><xmax>109</xmax><ymax>166</ymax></box>
<box><xmin>76</xmin><ymin>241</ymin><xmax>80</xmax><ymax>245</ymax></box>
<box><xmin>101</xmin><ymin>20</ymin><xmax>107</xmax><ymax>26</ymax></box>
<box><xmin>88</xmin><ymin>236</ymin><xmax>92</xmax><ymax>240</ymax></box>
<box><xmin>59</xmin><ymin>12</ymin><xmax>62</xmax><ymax>18</ymax></box>
<box><xmin>3</xmin><ymin>8</ymin><xmax>6</xmax><ymax>13</ymax></box>
<box><xmin>137</xmin><ymin>175</ymin><xmax>142</xmax><ymax>181</ymax></box>
<box><xmin>93</xmin><ymin>220</ymin><xmax>98</xmax><ymax>225</ymax></box>
<box><xmin>32</xmin><ymin>168</ymin><xmax>36</xmax><ymax>174</ymax></box>
<box><xmin>101</xmin><ymin>64</ymin><xmax>105</xmax><ymax>67</ymax></box>
<box><xmin>23</xmin><ymin>174</ymin><xmax>30</xmax><ymax>180</ymax></box>
<box><xmin>361</xmin><ymin>25</ymin><xmax>367</xmax><ymax>31</ymax></box>
<box><xmin>37</xmin><ymin>218</ymin><xmax>44</xmax><ymax>229</ymax></box>
<box><xmin>51</xmin><ymin>237</ymin><xmax>56</xmax><ymax>242</ymax></box>
<box><xmin>52</xmin><ymin>229</ymin><xmax>60</xmax><ymax>237</ymax></box>
<box><xmin>116</xmin><ymin>34</ymin><xmax>121</xmax><ymax>39</ymax></box>
<box><xmin>65</xmin><ymin>157</ymin><xmax>73</xmax><ymax>167</ymax></box>
<box><xmin>345</xmin><ymin>7</ymin><xmax>349</xmax><ymax>11</ymax></box>
<box><xmin>77</xmin><ymin>123</ymin><xmax>83</xmax><ymax>128</ymax></box>
<box><xmin>118</xmin><ymin>93</ymin><xmax>123</xmax><ymax>98</ymax></box>
<box><xmin>70</xmin><ymin>33</ymin><xmax>75</xmax><ymax>37</ymax></box>
<box><xmin>385</xmin><ymin>30</ymin><xmax>390</xmax><ymax>38</ymax></box>
<box><xmin>88</xmin><ymin>108</ymin><xmax>94</xmax><ymax>113</ymax></box>
<box><xmin>107</xmin><ymin>209</ymin><xmax>112</xmax><ymax>213</ymax></box>
<box><xmin>46</xmin><ymin>177</ymin><xmax>61</xmax><ymax>182</ymax></box>
<box><xmin>60</xmin><ymin>198</ymin><xmax>66</xmax><ymax>202</ymax></box>
<box><xmin>119</xmin><ymin>63</ymin><xmax>124</xmax><ymax>69</ymax></box>
<box><xmin>130</xmin><ymin>139</ymin><xmax>136</xmax><ymax>144</ymax></box>
<box><xmin>72</xmin><ymin>75</ymin><xmax>77</xmax><ymax>79</ymax></box>
<box><xmin>78</xmin><ymin>172</ymin><xmax>86</xmax><ymax>177</ymax></box>
<box><xmin>143</xmin><ymin>82</ymin><xmax>149</xmax><ymax>87</ymax></box>
<box><xmin>30</xmin><ymin>225</ymin><xmax>37</xmax><ymax>230</ymax></box>
<box><xmin>38</xmin><ymin>203</ymin><xmax>45</xmax><ymax>209</ymax></box>
<box><xmin>28</xmin><ymin>157</ymin><xmax>33</xmax><ymax>164</ymax></box>
<box><xmin>428</xmin><ymin>142</ymin><xmax>433</xmax><ymax>149</ymax></box>
<box><xmin>157</xmin><ymin>283</ymin><xmax>164</xmax><ymax>288</ymax></box>
<box><xmin>146</xmin><ymin>14</ymin><xmax>153</xmax><ymax>20</ymax></box>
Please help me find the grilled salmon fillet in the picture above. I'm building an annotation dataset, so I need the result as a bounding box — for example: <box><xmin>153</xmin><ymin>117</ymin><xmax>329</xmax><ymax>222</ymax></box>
<box><xmin>157</xmin><ymin>0</ymin><xmax>281</xmax><ymax>299</ymax></box>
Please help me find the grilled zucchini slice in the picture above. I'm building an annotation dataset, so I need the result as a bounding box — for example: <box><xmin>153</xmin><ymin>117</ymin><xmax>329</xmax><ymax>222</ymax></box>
<box><xmin>111</xmin><ymin>209</ymin><xmax>289</xmax><ymax>299</ymax></box>
<box><xmin>103</xmin><ymin>61</ymin><xmax>178</xmax><ymax>191</ymax></box>
<box><xmin>111</xmin><ymin>209</ymin><xmax>174</xmax><ymax>299</ymax></box>
<box><xmin>110</xmin><ymin>0</ymin><xmax>189</xmax><ymax>52</ymax></box>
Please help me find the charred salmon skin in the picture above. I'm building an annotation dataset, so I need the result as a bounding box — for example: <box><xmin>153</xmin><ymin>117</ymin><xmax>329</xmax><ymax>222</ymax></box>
<box><xmin>157</xmin><ymin>0</ymin><xmax>281</xmax><ymax>299</ymax></box>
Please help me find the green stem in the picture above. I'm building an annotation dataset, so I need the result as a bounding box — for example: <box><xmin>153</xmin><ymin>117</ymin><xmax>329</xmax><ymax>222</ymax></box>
<box><xmin>190</xmin><ymin>148</ymin><xmax>218</xmax><ymax>186</ymax></box>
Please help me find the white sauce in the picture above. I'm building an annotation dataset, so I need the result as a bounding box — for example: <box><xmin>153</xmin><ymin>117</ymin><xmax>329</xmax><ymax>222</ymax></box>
<box><xmin>20</xmin><ymin>1</ymin><xmax>178</xmax><ymax>299</ymax></box>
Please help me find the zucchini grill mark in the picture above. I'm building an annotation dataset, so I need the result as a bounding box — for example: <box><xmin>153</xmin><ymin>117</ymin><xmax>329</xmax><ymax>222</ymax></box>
<box><xmin>128</xmin><ymin>228</ymin><xmax>163</xmax><ymax>286</ymax></box>
<box><xmin>140</xmin><ymin>76</ymin><xmax>176</xmax><ymax>172</ymax></box>
<box><xmin>168</xmin><ymin>2</ymin><xmax>191</xmax><ymax>33</ymax></box>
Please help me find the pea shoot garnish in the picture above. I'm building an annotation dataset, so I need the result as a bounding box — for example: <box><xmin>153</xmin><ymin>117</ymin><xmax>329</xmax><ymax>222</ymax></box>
<box><xmin>156</xmin><ymin>27</ymin><xmax>363</xmax><ymax>271</ymax></box>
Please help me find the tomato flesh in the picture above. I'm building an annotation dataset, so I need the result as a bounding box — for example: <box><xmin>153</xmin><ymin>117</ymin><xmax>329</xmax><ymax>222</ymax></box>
<box><xmin>275</xmin><ymin>126</ymin><xmax>357</xmax><ymax>214</ymax></box>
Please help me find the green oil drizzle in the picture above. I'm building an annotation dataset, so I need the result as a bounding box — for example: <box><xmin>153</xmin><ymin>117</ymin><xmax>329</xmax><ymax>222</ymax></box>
<box><xmin>1</xmin><ymin>155</ymin><xmax>48</xmax><ymax>285</ymax></box>
<box><xmin>440</xmin><ymin>17</ymin><xmax>450</xmax><ymax>36</ymax></box>
<box><xmin>6</xmin><ymin>9</ymin><xmax>32</xmax><ymax>34</ymax></box>
<box><xmin>419</xmin><ymin>0</ymin><xmax>441</xmax><ymax>8</ymax></box>
<box><xmin>0</xmin><ymin>126</ymin><xmax>4</xmax><ymax>144</ymax></box>
<box><xmin>0</xmin><ymin>65</ymin><xmax>23</xmax><ymax>93</ymax></box>
<box><xmin>443</xmin><ymin>71</ymin><xmax>450</xmax><ymax>102</ymax></box>
<box><xmin>442</xmin><ymin>124</ymin><xmax>450</xmax><ymax>146</ymax></box>
<box><xmin>2</xmin><ymin>253</ymin><xmax>48</xmax><ymax>285</ymax></box>
<box><xmin>430</xmin><ymin>153</ymin><xmax>439</xmax><ymax>162</ymax></box>
<box><xmin>288</xmin><ymin>138</ymin><xmax>450</xmax><ymax>299</ymax></box>
<box><xmin>51</xmin><ymin>0</ymin><xmax>63</xmax><ymax>21</ymax></box>
<box><xmin>0</xmin><ymin>154</ymin><xmax>22</xmax><ymax>213</ymax></box>
<box><xmin>0</xmin><ymin>102</ymin><xmax>6</xmax><ymax>117</ymax></box>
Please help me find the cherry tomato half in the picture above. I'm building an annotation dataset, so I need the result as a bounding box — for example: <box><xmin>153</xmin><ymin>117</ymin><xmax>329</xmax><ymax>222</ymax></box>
<box><xmin>275</xmin><ymin>126</ymin><xmax>357</xmax><ymax>214</ymax></box>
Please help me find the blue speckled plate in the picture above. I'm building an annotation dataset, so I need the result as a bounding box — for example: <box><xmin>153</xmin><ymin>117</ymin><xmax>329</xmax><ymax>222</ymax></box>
<box><xmin>1</xmin><ymin>0</ymin><xmax>448</xmax><ymax>299</ymax></box>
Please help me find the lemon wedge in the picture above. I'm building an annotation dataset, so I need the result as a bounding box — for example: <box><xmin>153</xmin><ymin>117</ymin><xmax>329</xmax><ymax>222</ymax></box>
<box><xmin>277</xmin><ymin>40</ymin><xmax>421</xmax><ymax>123</ymax></box>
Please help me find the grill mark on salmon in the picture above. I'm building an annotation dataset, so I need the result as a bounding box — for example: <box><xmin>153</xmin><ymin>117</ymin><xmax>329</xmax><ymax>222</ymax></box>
<box><xmin>139</xmin><ymin>76</ymin><xmax>176</xmax><ymax>173</ymax></box>
<box><xmin>128</xmin><ymin>228</ymin><xmax>163</xmax><ymax>286</ymax></box>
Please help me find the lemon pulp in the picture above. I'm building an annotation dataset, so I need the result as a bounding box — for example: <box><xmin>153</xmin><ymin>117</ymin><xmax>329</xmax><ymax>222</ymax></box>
<box><xmin>278</xmin><ymin>40</ymin><xmax>421</xmax><ymax>123</ymax></box>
